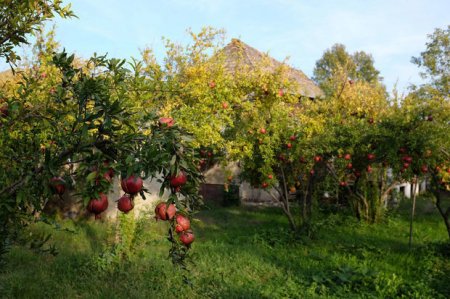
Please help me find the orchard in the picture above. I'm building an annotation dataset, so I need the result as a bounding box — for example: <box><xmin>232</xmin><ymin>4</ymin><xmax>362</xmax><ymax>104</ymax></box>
<box><xmin>0</xmin><ymin>1</ymin><xmax>449</xmax><ymax>298</ymax></box>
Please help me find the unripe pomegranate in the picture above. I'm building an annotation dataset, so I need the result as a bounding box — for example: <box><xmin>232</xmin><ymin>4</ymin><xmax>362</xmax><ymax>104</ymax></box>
<box><xmin>179</xmin><ymin>231</ymin><xmax>195</xmax><ymax>246</ymax></box>
<box><xmin>117</xmin><ymin>195</ymin><xmax>133</xmax><ymax>213</ymax></box>
<box><xmin>155</xmin><ymin>202</ymin><xmax>176</xmax><ymax>220</ymax></box>
<box><xmin>50</xmin><ymin>177</ymin><xmax>66</xmax><ymax>195</ymax></box>
<box><xmin>121</xmin><ymin>175</ymin><xmax>143</xmax><ymax>195</ymax></box>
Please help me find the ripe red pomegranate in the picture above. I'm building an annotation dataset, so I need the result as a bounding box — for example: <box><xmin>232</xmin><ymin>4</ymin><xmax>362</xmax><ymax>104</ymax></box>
<box><xmin>310</xmin><ymin>169</ymin><xmax>315</xmax><ymax>176</ymax></box>
<box><xmin>155</xmin><ymin>202</ymin><xmax>176</xmax><ymax>220</ymax></box>
<box><xmin>278</xmin><ymin>89</ymin><xmax>284</xmax><ymax>97</ymax></box>
<box><xmin>339</xmin><ymin>181</ymin><xmax>348</xmax><ymax>187</ymax></box>
<box><xmin>354</xmin><ymin>170</ymin><xmax>361</xmax><ymax>178</ymax></box>
<box><xmin>268</xmin><ymin>174</ymin><xmax>273</xmax><ymax>180</ymax></box>
<box><xmin>367</xmin><ymin>153</ymin><xmax>375</xmax><ymax>161</ymax></box>
<box><xmin>314</xmin><ymin>155</ymin><xmax>322</xmax><ymax>163</ymax></box>
<box><xmin>103</xmin><ymin>161</ymin><xmax>114</xmax><ymax>178</ymax></box>
<box><xmin>179</xmin><ymin>231</ymin><xmax>195</xmax><ymax>246</ymax></box>
<box><xmin>175</xmin><ymin>214</ymin><xmax>191</xmax><ymax>233</ymax></box>
<box><xmin>421</xmin><ymin>165</ymin><xmax>428</xmax><ymax>173</ymax></box>
<box><xmin>117</xmin><ymin>195</ymin><xmax>133</xmax><ymax>213</ymax></box>
<box><xmin>170</xmin><ymin>172</ymin><xmax>187</xmax><ymax>187</ymax></box>
<box><xmin>121</xmin><ymin>175</ymin><xmax>143</xmax><ymax>195</ymax></box>
<box><xmin>95</xmin><ymin>171</ymin><xmax>112</xmax><ymax>185</ymax></box>
<box><xmin>209</xmin><ymin>80</ymin><xmax>216</xmax><ymax>88</ymax></box>
<box><xmin>402</xmin><ymin>156</ymin><xmax>413</xmax><ymax>163</ymax></box>
<box><xmin>286</xmin><ymin>143</ymin><xmax>292</xmax><ymax>149</ymax></box>
<box><xmin>403</xmin><ymin>162</ymin><xmax>410</xmax><ymax>169</ymax></box>
<box><xmin>344</xmin><ymin>154</ymin><xmax>351</xmax><ymax>160</ymax></box>
<box><xmin>260</xmin><ymin>128</ymin><xmax>267</xmax><ymax>134</ymax></box>
<box><xmin>50</xmin><ymin>177</ymin><xmax>66</xmax><ymax>195</ymax></box>
<box><xmin>222</xmin><ymin>102</ymin><xmax>228</xmax><ymax>109</ymax></box>
<box><xmin>289</xmin><ymin>135</ymin><xmax>296</xmax><ymax>141</ymax></box>
<box><xmin>87</xmin><ymin>193</ymin><xmax>109</xmax><ymax>218</ymax></box>
<box><xmin>261</xmin><ymin>182</ymin><xmax>269</xmax><ymax>188</ymax></box>
<box><xmin>159</xmin><ymin>117</ymin><xmax>175</xmax><ymax>127</ymax></box>
<box><xmin>346</xmin><ymin>163</ymin><xmax>353</xmax><ymax>170</ymax></box>
<box><xmin>367</xmin><ymin>165</ymin><xmax>373</xmax><ymax>173</ymax></box>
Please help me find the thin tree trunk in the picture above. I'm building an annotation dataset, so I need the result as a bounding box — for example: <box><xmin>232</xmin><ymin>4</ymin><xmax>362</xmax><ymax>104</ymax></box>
<box><xmin>271</xmin><ymin>188</ymin><xmax>296</xmax><ymax>231</ymax></box>
<box><xmin>433</xmin><ymin>189</ymin><xmax>450</xmax><ymax>239</ymax></box>
<box><xmin>409</xmin><ymin>177</ymin><xmax>417</xmax><ymax>248</ymax></box>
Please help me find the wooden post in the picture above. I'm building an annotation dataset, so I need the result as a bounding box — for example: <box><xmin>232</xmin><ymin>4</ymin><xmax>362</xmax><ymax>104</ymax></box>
<box><xmin>408</xmin><ymin>176</ymin><xmax>417</xmax><ymax>249</ymax></box>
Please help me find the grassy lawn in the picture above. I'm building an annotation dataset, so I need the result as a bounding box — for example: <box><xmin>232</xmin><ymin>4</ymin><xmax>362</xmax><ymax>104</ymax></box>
<box><xmin>0</xmin><ymin>197</ymin><xmax>449</xmax><ymax>298</ymax></box>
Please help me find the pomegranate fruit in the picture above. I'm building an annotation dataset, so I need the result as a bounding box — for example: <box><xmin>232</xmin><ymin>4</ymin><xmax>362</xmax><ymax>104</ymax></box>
<box><xmin>421</xmin><ymin>165</ymin><xmax>428</xmax><ymax>173</ymax></box>
<box><xmin>289</xmin><ymin>135</ymin><xmax>296</xmax><ymax>141</ymax></box>
<box><xmin>118</xmin><ymin>195</ymin><xmax>133</xmax><ymax>213</ymax></box>
<box><xmin>344</xmin><ymin>154</ymin><xmax>351</xmax><ymax>160</ymax></box>
<box><xmin>175</xmin><ymin>214</ymin><xmax>191</xmax><ymax>233</ymax></box>
<box><xmin>121</xmin><ymin>175</ymin><xmax>143</xmax><ymax>195</ymax></box>
<box><xmin>170</xmin><ymin>172</ymin><xmax>187</xmax><ymax>187</ymax></box>
<box><xmin>367</xmin><ymin>153</ymin><xmax>375</xmax><ymax>161</ymax></box>
<box><xmin>87</xmin><ymin>193</ymin><xmax>109</xmax><ymax>217</ymax></box>
<box><xmin>260</xmin><ymin>128</ymin><xmax>267</xmax><ymax>134</ymax></box>
<box><xmin>155</xmin><ymin>202</ymin><xmax>176</xmax><ymax>220</ymax></box>
<box><xmin>346</xmin><ymin>163</ymin><xmax>353</xmax><ymax>170</ymax></box>
<box><xmin>179</xmin><ymin>231</ymin><xmax>195</xmax><ymax>246</ymax></box>
<box><xmin>314</xmin><ymin>155</ymin><xmax>322</xmax><ymax>163</ymax></box>
<box><xmin>261</xmin><ymin>182</ymin><xmax>269</xmax><ymax>188</ymax></box>
<box><xmin>159</xmin><ymin>117</ymin><xmax>175</xmax><ymax>127</ymax></box>
<box><xmin>50</xmin><ymin>177</ymin><xmax>66</xmax><ymax>195</ymax></box>
<box><xmin>402</xmin><ymin>156</ymin><xmax>413</xmax><ymax>163</ymax></box>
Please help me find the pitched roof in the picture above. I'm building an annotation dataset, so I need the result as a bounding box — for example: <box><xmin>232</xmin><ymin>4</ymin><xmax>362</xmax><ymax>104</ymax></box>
<box><xmin>219</xmin><ymin>39</ymin><xmax>324</xmax><ymax>99</ymax></box>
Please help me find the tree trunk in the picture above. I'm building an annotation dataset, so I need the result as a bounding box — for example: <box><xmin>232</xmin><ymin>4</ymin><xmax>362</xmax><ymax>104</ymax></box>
<box><xmin>433</xmin><ymin>189</ymin><xmax>450</xmax><ymax>239</ymax></box>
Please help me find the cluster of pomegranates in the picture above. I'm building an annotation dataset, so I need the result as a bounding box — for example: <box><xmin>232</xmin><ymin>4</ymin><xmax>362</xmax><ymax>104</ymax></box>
<box><xmin>154</xmin><ymin>202</ymin><xmax>195</xmax><ymax>246</ymax></box>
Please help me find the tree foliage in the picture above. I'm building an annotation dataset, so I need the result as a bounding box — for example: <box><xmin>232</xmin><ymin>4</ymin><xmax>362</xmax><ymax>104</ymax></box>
<box><xmin>0</xmin><ymin>0</ymin><xmax>74</xmax><ymax>66</ymax></box>
<box><xmin>313</xmin><ymin>43</ymin><xmax>383</xmax><ymax>97</ymax></box>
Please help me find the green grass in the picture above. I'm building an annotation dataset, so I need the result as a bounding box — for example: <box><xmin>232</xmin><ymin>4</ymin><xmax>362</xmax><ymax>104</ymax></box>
<box><xmin>0</xmin><ymin>197</ymin><xmax>449</xmax><ymax>299</ymax></box>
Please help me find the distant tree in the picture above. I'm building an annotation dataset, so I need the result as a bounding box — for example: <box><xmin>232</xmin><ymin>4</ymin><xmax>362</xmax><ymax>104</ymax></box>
<box><xmin>411</xmin><ymin>25</ymin><xmax>450</xmax><ymax>95</ymax></box>
<box><xmin>313</xmin><ymin>43</ymin><xmax>382</xmax><ymax>97</ymax></box>
<box><xmin>0</xmin><ymin>0</ymin><xmax>74</xmax><ymax>67</ymax></box>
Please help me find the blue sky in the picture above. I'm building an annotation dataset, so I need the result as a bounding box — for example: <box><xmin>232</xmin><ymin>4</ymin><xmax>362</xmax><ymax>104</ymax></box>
<box><xmin>5</xmin><ymin>0</ymin><xmax>450</xmax><ymax>94</ymax></box>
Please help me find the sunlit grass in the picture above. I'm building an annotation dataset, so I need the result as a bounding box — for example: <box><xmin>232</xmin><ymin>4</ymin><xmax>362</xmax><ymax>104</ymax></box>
<box><xmin>0</xmin><ymin>197</ymin><xmax>448</xmax><ymax>298</ymax></box>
